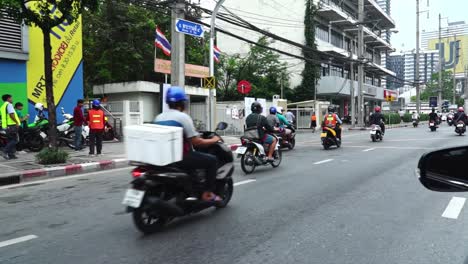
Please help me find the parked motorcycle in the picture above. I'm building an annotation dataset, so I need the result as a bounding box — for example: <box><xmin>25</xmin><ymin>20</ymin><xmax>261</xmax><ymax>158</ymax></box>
<box><xmin>412</xmin><ymin>119</ymin><xmax>419</xmax><ymax>128</ymax></box>
<box><xmin>16</xmin><ymin>126</ymin><xmax>45</xmax><ymax>152</ymax></box>
<box><xmin>122</xmin><ymin>122</ymin><xmax>234</xmax><ymax>234</ymax></box>
<box><xmin>455</xmin><ymin>121</ymin><xmax>466</xmax><ymax>136</ymax></box>
<box><xmin>103</xmin><ymin>117</ymin><xmax>119</xmax><ymax>141</ymax></box>
<box><xmin>370</xmin><ymin>124</ymin><xmax>383</xmax><ymax>142</ymax></box>
<box><xmin>321</xmin><ymin>126</ymin><xmax>341</xmax><ymax>150</ymax></box>
<box><xmin>429</xmin><ymin>121</ymin><xmax>437</xmax><ymax>132</ymax></box>
<box><xmin>237</xmin><ymin>134</ymin><xmax>282</xmax><ymax>174</ymax></box>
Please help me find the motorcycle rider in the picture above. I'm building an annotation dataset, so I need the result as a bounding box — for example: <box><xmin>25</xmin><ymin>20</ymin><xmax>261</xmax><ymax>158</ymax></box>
<box><xmin>155</xmin><ymin>86</ymin><xmax>222</xmax><ymax>202</ymax></box>
<box><xmin>322</xmin><ymin>105</ymin><xmax>343</xmax><ymax>140</ymax></box>
<box><xmin>412</xmin><ymin>111</ymin><xmax>420</xmax><ymax>122</ymax></box>
<box><xmin>266</xmin><ymin>106</ymin><xmax>280</xmax><ymax>128</ymax></box>
<box><xmin>245</xmin><ymin>101</ymin><xmax>278</xmax><ymax>162</ymax></box>
<box><xmin>429</xmin><ymin>108</ymin><xmax>439</xmax><ymax>125</ymax></box>
<box><xmin>276</xmin><ymin>107</ymin><xmax>292</xmax><ymax>135</ymax></box>
<box><xmin>454</xmin><ymin>107</ymin><xmax>467</xmax><ymax>124</ymax></box>
<box><xmin>369</xmin><ymin>106</ymin><xmax>386</xmax><ymax>134</ymax></box>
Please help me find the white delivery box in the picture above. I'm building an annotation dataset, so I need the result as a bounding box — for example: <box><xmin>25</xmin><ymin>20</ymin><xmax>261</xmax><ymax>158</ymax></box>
<box><xmin>124</xmin><ymin>124</ymin><xmax>183</xmax><ymax>166</ymax></box>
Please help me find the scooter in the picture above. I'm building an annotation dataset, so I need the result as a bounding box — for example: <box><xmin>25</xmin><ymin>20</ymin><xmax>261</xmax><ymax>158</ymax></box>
<box><xmin>122</xmin><ymin>122</ymin><xmax>234</xmax><ymax>234</ymax></box>
<box><xmin>455</xmin><ymin>121</ymin><xmax>466</xmax><ymax>136</ymax></box>
<box><xmin>412</xmin><ymin>119</ymin><xmax>419</xmax><ymax>128</ymax></box>
<box><xmin>237</xmin><ymin>134</ymin><xmax>282</xmax><ymax>174</ymax></box>
<box><xmin>277</xmin><ymin>124</ymin><xmax>296</xmax><ymax>150</ymax></box>
<box><xmin>429</xmin><ymin>121</ymin><xmax>437</xmax><ymax>132</ymax></box>
<box><xmin>447</xmin><ymin>116</ymin><xmax>454</xmax><ymax>126</ymax></box>
<box><xmin>321</xmin><ymin>125</ymin><xmax>341</xmax><ymax>150</ymax></box>
<box><xmin>370</xmin><ymin>124</ymin><xmax>383</xmax><ymax>142</ymax></box>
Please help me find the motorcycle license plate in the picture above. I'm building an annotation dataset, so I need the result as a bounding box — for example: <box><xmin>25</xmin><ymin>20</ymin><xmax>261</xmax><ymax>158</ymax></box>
<box><xmin>320</xmin><ymin>133</ymin><xmax>327</xmax><ymax>138</ymax></box>
<box><xmin>122</xmin><ymin>189</ymin><xmax>145</xmax><ymax>208</ymax></box>
<box><xmin>40</xmin><ymin>132</ymin><xmax>47</xmax><ymax>139</ymax></box>
<box><xmin>236</xmin><ymin>146</ymin><xmax>247</xmax><ymax>155</ymax></box>
<box><xmin>457</xmin><ymin>124</ymin><xmax>464</xmax><ymax>128</ymax></box>
<box><xmin>430</xmin><ymin>123</ymin><xmax>435</xmax><ymax>126</ymax></box>
<box><xmin>370</xmin><ymin>131</ymin><xmax>377</xmax><ymax>135</ymax></box>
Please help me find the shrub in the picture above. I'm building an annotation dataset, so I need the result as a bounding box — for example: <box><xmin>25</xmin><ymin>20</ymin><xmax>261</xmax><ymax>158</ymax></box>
<box><xmin>419</xmin><ymin>113</ymin><xmax>429</xmax><ymax>121</ymax></box>
<box><xmin>36</xmin><ymin>148</ymin><xmax>69</xmax><ymax>165</ymax></box>
<box><xmin>402</xmin><ymin>113</ymin><xmax>412</xmax><ymax>123</ymax></box>
<box><xmin>383</xmin><ymin>113</ymin><xmax>401</xmax><ymax>125</ymax></box>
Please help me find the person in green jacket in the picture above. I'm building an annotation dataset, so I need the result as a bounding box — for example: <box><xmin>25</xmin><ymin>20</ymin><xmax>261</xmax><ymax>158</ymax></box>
<box><xmin>276</xmin><ymin>107</ymin><xmax>291</xmax><ymax>135</ymax></box>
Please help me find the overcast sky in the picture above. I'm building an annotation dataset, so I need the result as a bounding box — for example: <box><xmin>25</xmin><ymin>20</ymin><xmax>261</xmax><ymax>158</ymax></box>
<box><xmin>391</xmin><ymin>0</ymin><xmax>468</xmax><ymax>52</ymax></box>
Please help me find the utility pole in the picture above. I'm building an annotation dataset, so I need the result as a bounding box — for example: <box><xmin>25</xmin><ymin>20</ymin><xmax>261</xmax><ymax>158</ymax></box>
<box><xmin>465</xmin><ymin>65</ymin><xmax>468</xmax><ymax>110</ymax></box>
<box><xmin>453</xmin><ymin>34</ymin><xmax>458</xmax><ymax>105</ymax></box>
<box><xmin>357</xmin><ymin>0</ymin><xmax>364</xmax><ymax>127</ymax></box>
<box><xmin>171</xmin><ymin>0</ymin><xmax>185</xmax><ymax>88</ymax></box>
<box><xmin>415</xmin><ymin>0</ymin><xmax>421</xmax><ymax>113</ymax></box>
<box><xmin>438</xmin><ymin>13</ymin><xmax>443</xmax><ymax>112</ymax></box>
<box><xmin>280</xmin><ymin>73</ymin><xmax>284</xmax><ymax>99</ymax></box>
<box><xmin>350</xmin><ymin>50</ymin><xmax>355</xmax><ymax>127</ymax></box>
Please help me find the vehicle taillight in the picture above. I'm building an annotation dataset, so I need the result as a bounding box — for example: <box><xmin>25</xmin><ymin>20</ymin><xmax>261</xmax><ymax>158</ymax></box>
<box><xmin>131</xmin><ymin>168</ymin><xmax>146</xmax><ymax>178</ymax></box>
<box><xmin>241</xmin><ymin>138</ymin><xmax>247</xmax><ymax>145</ymax></box>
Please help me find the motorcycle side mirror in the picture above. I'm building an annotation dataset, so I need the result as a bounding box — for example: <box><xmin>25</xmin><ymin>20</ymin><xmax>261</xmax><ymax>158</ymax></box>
<box><xmin>417</xmin><ymin>146</ymin><xmax>468</xmax><ymax>192</ymax></box>
<box><xmin>215</xmin><ymin>122</ymin><xmax>228</xmax><ymax>131</ymax></box>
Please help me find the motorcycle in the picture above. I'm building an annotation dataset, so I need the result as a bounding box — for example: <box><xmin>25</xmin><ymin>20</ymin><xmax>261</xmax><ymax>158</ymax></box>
<box><xmin>321</xmin><ymin>125</ymin><xmax>341</xmax><ymax>150</ymax></box>
<box><xmin>447</xmin><ymin>115</ymin><xmax>454</xmax><ymax>126</ymax></box>
<box><xmin>122</xmin><ymin>122</ymin><xmax>234</xmax><ymax>234</ymax></box>
<box><xmin>16</xmin><ymin>126</ymin><xmax>45</xmax><ymax>152</ymax></box>
<box><xmin>412</xmin><ymin>119</ymin><xmax>419</xmax><ymax>128</ymax></box>
<box><xmin>277</xmin><ymin>124</ymin><xmax>296</xmax><ymax>150</ymax></box>
<box><xmin>103</xmin><ymin>117</ymin><xmax>119</xmax><ymax>141</ymax></box>
<box><xmin>429</xmin><ymin>121</ymin><xmax>437</xmax><ymax>132</ymax></box>
<box><xmin>237</xmin><ymin>134</ymin><xmax>282</xmax><ymax>174</ymax></box>
<box><xmin>370</xmin><ymin>124</ymin><xmax>383</xmax><ymax>142</ymax></box>
<box><xmin>58</xmin><ymin>108</ymin><xmax>90</xmax><ymax>149</ymax></box>
<box><xmin>455</xmin><ymin>121</ymin><xmax>466</xmax><ymax>136</ymax></box>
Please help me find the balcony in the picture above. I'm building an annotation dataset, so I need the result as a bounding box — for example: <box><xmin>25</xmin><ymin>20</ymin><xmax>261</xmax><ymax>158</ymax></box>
<box><xmin>317</xmin><ymin>76</ymin><xmax>387</xmax><ymax>100</ymax></box>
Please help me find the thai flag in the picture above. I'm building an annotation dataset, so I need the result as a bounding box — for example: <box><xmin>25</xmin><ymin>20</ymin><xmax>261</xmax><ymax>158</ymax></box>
<box><xmin>155</xmin><ymin>27</ymin><xmax>171</xmax><ymax>56</ymax></box>
<box><xmin>214</xmin><ymin>45</ymin><xmax>221</xmax><ymax>63</ymax></box>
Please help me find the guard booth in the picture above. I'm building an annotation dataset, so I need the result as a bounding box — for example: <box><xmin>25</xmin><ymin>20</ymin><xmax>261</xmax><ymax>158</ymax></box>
<box><xmin>287</xmin><ymin>100</ymin><xmax>330</xmax><ymax>129</ymax></box>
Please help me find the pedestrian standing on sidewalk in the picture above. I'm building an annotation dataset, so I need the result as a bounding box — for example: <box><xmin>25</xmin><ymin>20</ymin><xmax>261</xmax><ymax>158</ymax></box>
<box><xmin>310</xmin><ymin>112</ymin><xmax>317</xmax><ymax>133</ymax></box>
<box><xmin>73</xmin><ymin>99</ymin><xmax>85</xmax><ymax>151</ymax></box>
<box><xmin>87</xmin><ymin>99</ymin><xmax>105</xmax><ymax>156</ymax></box>
<box><xmin>1</xmin><ymin>94</ymin><xmax>20</xmax><ymax>160</ymax></box>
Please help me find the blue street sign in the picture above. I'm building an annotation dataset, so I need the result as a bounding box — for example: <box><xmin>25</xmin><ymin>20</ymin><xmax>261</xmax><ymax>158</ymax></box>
<box><xmin>175</xmin><ymin>19</ymin><xmax>205</xmax><ymax>38</ymax></box>
<box><xmin>429</xmin><ymin>96</ymin><xmax>438</xmax><ymax>107</ymax></box>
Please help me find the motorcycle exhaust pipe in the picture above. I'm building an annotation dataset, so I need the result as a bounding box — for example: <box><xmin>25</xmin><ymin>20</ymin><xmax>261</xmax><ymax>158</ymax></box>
<box><xmin>145</xmin><ymin>197</ymin><xmax>184</xmax><ymax>216</ymax></box>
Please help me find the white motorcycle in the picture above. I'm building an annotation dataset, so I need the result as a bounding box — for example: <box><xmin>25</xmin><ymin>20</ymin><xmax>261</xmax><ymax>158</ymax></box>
<box><xmin>370</xmin><ymin>124</ymin><xmax>383</xmax><ymax>142</ymax></box>
<box><xmin>237</xmin><ymin>134</ymin><xmax>282</xmax><ymax>174</ymax></box>
<box><xmin>59</xmin><ymin>107</ymin><xmax>90</xmax><ymax>149</ymax></box>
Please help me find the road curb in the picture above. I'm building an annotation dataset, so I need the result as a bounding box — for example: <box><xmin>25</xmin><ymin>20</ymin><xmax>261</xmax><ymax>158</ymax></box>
<box><xmin>0</xmin><ymin>158</ymin><xmax>129</xmax><ymax>187</ymax></box>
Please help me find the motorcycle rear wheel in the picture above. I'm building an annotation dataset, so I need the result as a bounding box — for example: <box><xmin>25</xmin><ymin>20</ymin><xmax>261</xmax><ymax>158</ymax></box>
<box><xmin>288</xmin><ymin>137</ymin><xmax>296</xmax><ymax>150</ymax></box>
<box><xmin>215</xmin><ymin>178</ymin><xmax>234</xmax><ymax>208</ymax></box>
<box><xmin>240</xmin><ymin>150</ymin><xmax>256</xmax><ymax>174</ymax></box>
<box><xmin>26</xmin><ymin>134</ymin><xmax>45</xmax><ymax>152</ymax></box>
<box><xmin>271</xmin><ymin>150</ymin><xmax>282</xmax><ymax>167</ymax></box>
<box><xmin>132</xmin><ymin>207</ymin><xmax>169</xmax><ymax>234</ymax></box>
<box><xmin>66</xmin><ymin>131</ymin><xmax>86</xmax><ymax>149</ymax></box>
<box><xmin>371</xmin><ymin>135</ymin><xmax>376</xmax><ymax>142</ymax></box>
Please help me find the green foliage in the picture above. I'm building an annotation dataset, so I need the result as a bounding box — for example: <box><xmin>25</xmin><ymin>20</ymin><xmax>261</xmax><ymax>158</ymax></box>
<box><xmin>291</xmin><ymin>0</ymin><xmax>321</xmax><ymax>102</ymax></box>
<box><xmin>216</xmin><ymin>37</ymin><xmax>291</xmax><ymax>101</ymax></box>
<box><xmin>402</xmin><ymin>113</ymin><xmax>412</xmax><ymax>123</ymax></box>
<box><xmin>36</xmin><ymin>148</ymin><xmax>69</xmax><ymax>165</ymax></box>
<box><xmin>82</xmin><ymin>1</ymin><xmax>205</xmax><ymax>95</ymax></box>
<box><xmin>420</xmin><ymin>70</ymin><xmax>454</xmax><ymax>101</ymax></box>
<box><xmin>384</xmin><ymin>113</ymin><xmax>401</xmax><ymax>125</ymax></box>
<box><xmin>419</xmin><ymin>113</ymin><xmax>429</xmax><ymax>121</ymax></box>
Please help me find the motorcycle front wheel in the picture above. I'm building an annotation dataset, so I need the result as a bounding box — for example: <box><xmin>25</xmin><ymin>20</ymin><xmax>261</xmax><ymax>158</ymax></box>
<box><xmin>66</xmin><ymin>131</ymin><xmax>86</xmax><ymax>149</ymax></box>
<box><xmin>26</xmin><ymin>134</ymin><xmax>45</xmax><ymax>152</ymax></box>
<box><xmin>132</xmin><ymin>207</ymin><xmax>169</xmax><ymax>235</ymax></box>
<box><xmin>215</xmin><ymin>178</ymin><xmax>234</xmax><ymax>208</ymax></box>
<box><xmin>240</xmin><ymin>149</ymin><xmax>256</xmax><ymax>174</ymax></box>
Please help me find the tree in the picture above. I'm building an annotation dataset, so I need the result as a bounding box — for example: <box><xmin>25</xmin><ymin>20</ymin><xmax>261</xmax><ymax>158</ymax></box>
<box><xmin>291</xmin><ymin>0</ymin><xmax>321</xmax><ymax>102</ymax></box>
<box><xmin>0</xmin><ymin>0</ymin><xmax>98</xmax><ymax>147</ymax></box>
<box><xmin>420</xmin><ymin>70</ymin><xmax>454</xmax><ymax>102</ymax></box>
<box><xmin>215</xmin><ymin>37</ymin><xmax>291</xmax><ymax>101</ymax></box>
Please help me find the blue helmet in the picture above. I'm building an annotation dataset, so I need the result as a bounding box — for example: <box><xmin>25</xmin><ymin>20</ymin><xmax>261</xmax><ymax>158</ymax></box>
<box><xmin>92</xmin><ymin>99</ymin><xmax>101</xmax><ymax>107</ymax></box>
<box><xmin>269</xmin><ymin>106</ymin><xmax>277</xmax><ymax>114</ymax></box>
<box><xmin>166</xmin><ymin>86</ymin><xmax>187</xmax><ymax>104</ymax></box>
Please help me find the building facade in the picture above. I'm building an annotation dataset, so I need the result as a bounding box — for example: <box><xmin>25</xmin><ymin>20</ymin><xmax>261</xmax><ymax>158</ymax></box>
<box><xmin>209</xmin><ymin>0</ymin><xmax>397</xmax><ymax>117</ymax></box>
<box><xmin>386</xmin><ymin>54</ymin><xmax>404</xmax><ymax>90</ymax></box>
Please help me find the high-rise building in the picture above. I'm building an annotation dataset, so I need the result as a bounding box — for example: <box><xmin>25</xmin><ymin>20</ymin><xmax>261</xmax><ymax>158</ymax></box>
<box><xmin>375</xmin><ymin>0</ymin><xmax>392</xmax><ymax>87</ymax></box>
<box><xmin>386</xmin><ymin>54</ymin><xmax>404</xmax><ymax>90</ymax></box>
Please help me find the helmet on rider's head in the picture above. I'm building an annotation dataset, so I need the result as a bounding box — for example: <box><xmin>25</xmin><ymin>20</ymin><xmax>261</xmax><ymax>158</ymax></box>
<box><xmin>166</xmin><ymin>86</ymin><xmax>187</xmax><ymax>104</ymax></box>
<box><xmin>34</xmin><ymin>103</ymin><xmax>44</xmax><ymax>111</ymax></box>
<box><xmin>458</xmin><ymin>107</ymin><xmax>464</xmax><ymax>112</ymax></box>
<box><xmin>328</xmin><ymin>105</ymin><xmax>335</xmax><ymax>113</ymax></box>
<box><xmin>92</xmin><ymin>99</ymin><xmax>101</xmax><ymax>108</ymax></box>
<box><xmin>251</xmin><ymin>101</ymin><xmax>262</xmax><ymax>114</ymax></box>
<box><xmin>276</xmin><ymin>106</ymin><xmax>284</xmax><ymax>113</ymax></box>
<box><xmin>375</xmin><ymin>106</ymin><xmax>381</xmax><ymax>112</ymax></box>
<box><xmin>269</xmin><ymin>106</ymin><xmax>277</xmax><ymax>115</ymax></box>
<box><xmin>431</xmin><ymin>107</ymin><xmax>435</xmax><ymax>113</ymax></box>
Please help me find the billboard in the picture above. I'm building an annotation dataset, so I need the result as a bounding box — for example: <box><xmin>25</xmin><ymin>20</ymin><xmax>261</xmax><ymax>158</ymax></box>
<box><xmin>428</xmin><ymin>35</ymin><xmax>468</xmax><ymax>74</ymax></box>
<box><xmin>26</xmin><ymin>5</ymin><xmax>84</xmax><ymax>121</ymax></box>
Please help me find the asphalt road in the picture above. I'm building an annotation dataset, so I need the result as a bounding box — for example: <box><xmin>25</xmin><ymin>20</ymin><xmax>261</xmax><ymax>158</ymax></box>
<box><xmin>2</xmin><ymin>124</ymin><xmax>468</xmax><ymax>264</ymax></box>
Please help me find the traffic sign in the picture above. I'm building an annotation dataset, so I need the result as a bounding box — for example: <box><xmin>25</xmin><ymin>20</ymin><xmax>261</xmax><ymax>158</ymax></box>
<box><xmin>429</xmin><ymin>96</ymin><xmax>438</xmax><ymax>107</ymax></box>
<box><xmin>237</xmin><ymin>80</ymin><xmax>251</xmax><ymax>94</ymax></box>
<box><xmin>175</xmin><ymin>19</ymin><xmax>204</xmax><ymax>38</ymax></box>
<box><xmin>203</xmin><ymin>77</ymin><xmax>216</xmax><ymax>89</ymax></box>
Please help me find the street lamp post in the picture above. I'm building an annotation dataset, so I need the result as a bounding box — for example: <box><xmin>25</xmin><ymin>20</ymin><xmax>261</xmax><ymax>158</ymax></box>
<box><xmin>208</xmin><ymin>0</ymin><xmax>226</xmax><ymax>131</ymax></box>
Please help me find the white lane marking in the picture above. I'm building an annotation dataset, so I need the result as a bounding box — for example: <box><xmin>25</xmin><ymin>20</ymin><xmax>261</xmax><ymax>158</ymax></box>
<box><xmin>442</xmin><ymin>197</ymin><xmax>466</xmax><ymax>219</ymax></box>
<box><xmin>314</xmin><ymin>159</ymin><xmax>334</xmax><ymax>165</ymax></box>
<box><xmin>363</xmin><ymin>148</ymin><xmax>376</xmax><ymax>152</ymax></box>
<box><xmin>234</xmin><ymin>179</ymin><xmax>256</xmax><ymax>186</ymax></box>
<box><xmin>0</xmin><ymin>167</ymin><xmax>132</xmax><ymax>191</ymax></box>
<box><xmin>0</xmin><ymin>235</ymin><xmax>38</xmax><ymax>249</ymax></box>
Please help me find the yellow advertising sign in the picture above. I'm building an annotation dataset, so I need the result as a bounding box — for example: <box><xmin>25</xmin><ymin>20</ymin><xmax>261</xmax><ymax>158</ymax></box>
<box><xmin>27</xmin><ymin>5</ymin><xmax>83</xmax><ymax>107</ymax></box>
<box><xmin>428</xmin><ymin>35</ymin><xmax>468</xmax><ymax>74</ymax></box>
